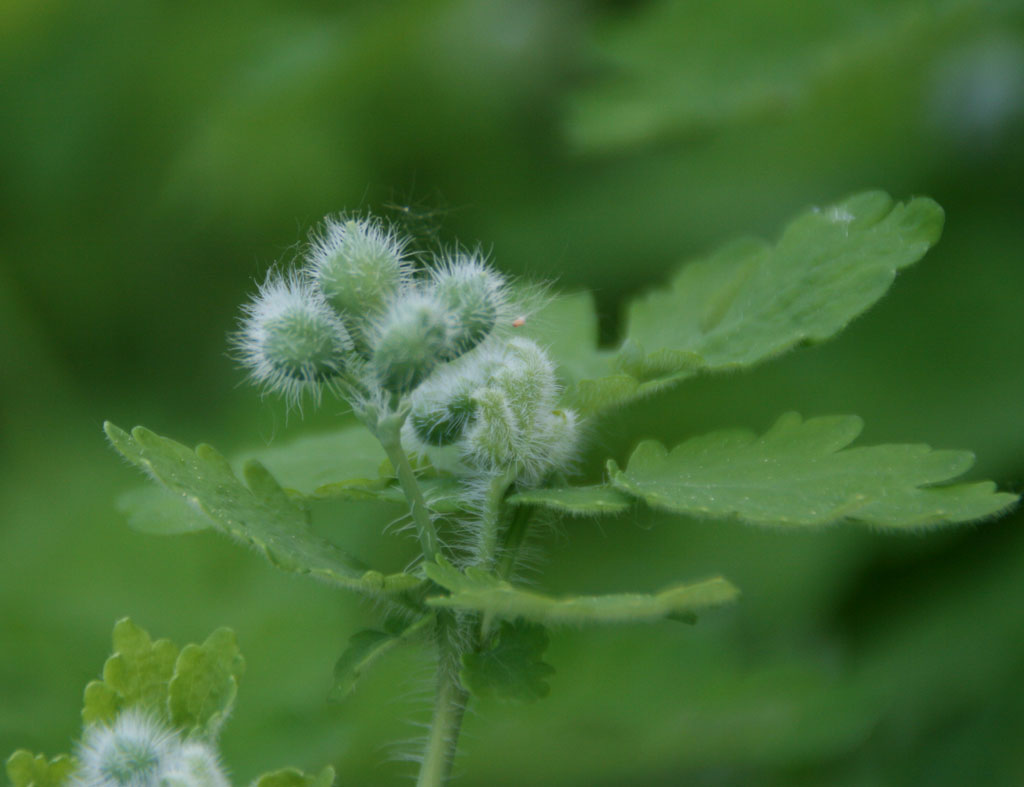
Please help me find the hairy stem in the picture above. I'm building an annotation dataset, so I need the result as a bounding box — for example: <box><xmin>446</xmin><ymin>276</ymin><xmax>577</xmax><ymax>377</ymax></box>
<box><xmin>417</xmin><ymin>615</ymin><xmax>469</xmax><ymax>787</ymax></box>
<box><xmin>477</xmin><ymin>469</ymin><xmax>517</xmax><ymax>569</ymax></box>
<box><xmin>375</xmin><ymin>413</ymin><xmax>442</xmax><ymax>562</ymax></box>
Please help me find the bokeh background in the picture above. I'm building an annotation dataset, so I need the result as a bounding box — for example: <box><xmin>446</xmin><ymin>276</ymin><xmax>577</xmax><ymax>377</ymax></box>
<box><xmin>3</xmin><ymin>1</ymin><xmax>1023</xmax><ymax>785</ymax></box>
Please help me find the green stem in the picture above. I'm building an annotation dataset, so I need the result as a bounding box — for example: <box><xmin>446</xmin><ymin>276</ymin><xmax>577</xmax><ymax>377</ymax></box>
<box><xmin>417</xmin><ymin>616</ymin><xmax>469</xmax><ymax>787</ymax></box>
<box><xmin>376</xmin><ymin>413</ymin><xmax>442</xmax><ymax>562</ymax></box>
<box><xmin>477</xmin><ymin>469</ymin><xmax>517</xmax><ymax>569</ymax></box>
<box><xmin>496</xmin><ymin>502</ymin><xmax>535</xmax><ymax>580</ymax></box>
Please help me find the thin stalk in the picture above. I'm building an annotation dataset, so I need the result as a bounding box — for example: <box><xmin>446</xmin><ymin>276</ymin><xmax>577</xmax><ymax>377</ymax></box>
<box><xmin>496</xmin><ymin>502</ymin><xmax>535</xmax><ymax>580</ymax></box>
<box><xmin>376</xmin><ymin>413</ymin><xmax>442</xmax><ymax>562</ymax></box>
<box><xmin>416</xmin><ymin>616</ymin><xmax>469</xmax><ymax>787</ymax></box>
<box><xmin>477</xmin><ymin>469</ymin><xmax>517</xmax><ymax>569</ymax></box>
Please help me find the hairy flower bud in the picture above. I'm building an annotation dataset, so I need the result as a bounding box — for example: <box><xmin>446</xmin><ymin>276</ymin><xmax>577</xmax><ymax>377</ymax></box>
<box><xmin>371</xmin><ymin>291</ymin><xmax>452</xmax><ymax>395</ymax></box>
<box><xmin>410</xmin><ymin>385</ymin><xmax>478</xmax><ymax>447</ymax></box>
<box><xmin>157</xmin><ymin>743</ymin><xmax>229</xmax><ymax>787</ymax></box>
<box><xmin>431</xmin><ymin>254</ymin><xmax>506</xmax><ymax>359</ymax></box>
<box><xmin>306</xmin><ymin>216</ymin><xmax>411</xmax><ymax>348</ymax></box>
<box><xmin>236</xmin><ymin>272</ymin><xmax>352</xmax><ymax>407</ymax></box>
<box><xmin>73</xmin><ymin>710</ymin><xmax>175</xmax><ymax>787</ymax></box>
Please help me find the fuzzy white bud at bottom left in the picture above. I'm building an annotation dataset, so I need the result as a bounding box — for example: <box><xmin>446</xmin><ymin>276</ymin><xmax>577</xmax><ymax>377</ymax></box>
<box><xmin>72</xmin><ymin>710</ymin><xmax>229</xmax><ymax>787</ymax></box>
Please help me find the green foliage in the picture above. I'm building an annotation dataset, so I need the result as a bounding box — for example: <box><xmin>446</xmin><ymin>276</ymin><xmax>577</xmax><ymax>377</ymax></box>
<box><xmin>167</xmin><ymin>627</ymin><xmax>246</xmax><ymax>738</ymax></box>
<box><xmin>251</xmin><ymin>765</ymin><xmax>336</xmax><ymax>787</ymax></box>
<box><xmin>506</xmin><ymin>485</ymin><xmax>634</xmax><ymax>516</ymax></box>
<box><xmin>5</xmin><ymin>752</ymin><xmax>74</xmax><ymax>787</ymax></box>
<box><xmin>104</xmin><ymin>423</ymin><xmax>421</xmax><ymax>599</ymax></box>
<box><xmin>115</xmin><ymin>486</ymin><xmax>212</xmax><ymax>535</ymax></box>
<box><xmin>80</xmin><ymin>618</ymin><xmax>245</xmax><ymax>742</ymax></box>
<box><xmin>330</xmin><ymin>617</ymin><xmax>431</xmax><ymax>702</ymax></box>
<box><xmin>425</xmin><ymin>557</ymin><xmax>738</xmax><ymax>625</ymax></box>
<box><xmin>461</xmin><ymin>620</ymin><xmax>555</xmax><ymax>702</ymax></box>
<box><xmin>610</xmin><ymin>412</ymin><xmax>1017</xmax><ymax>528</ymax></box>
<box><xmin>567</xmin><ymin>192</ymin><xmax>944</xmax><ymax>414</ymax></box>
<box><xmin>82</xmin><ymin>618</ymin><xmax>178</xmax><ymax>725</ymax></box>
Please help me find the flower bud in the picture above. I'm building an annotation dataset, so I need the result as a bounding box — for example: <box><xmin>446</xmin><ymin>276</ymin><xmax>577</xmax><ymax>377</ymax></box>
<box><xmin>465</xmin><ymin>386</ymin><xmax>520</xmax><ymax>469</ymax></box>
<box><xmin>410</xmin><ymin>386</ymin><xmax>478</xmax><ymax>447</ymax></box>
<box><xmin>73</xmin><ymin>710</ymin><xmax>176</xmax><ymax>787</ymax></box>
<box><xmin>490</xmin><ymin>337</ymin><xmax>557</xmax><ymax>435</ymax></box>
<box><xmin>236</xmin><ymin>272</ymin><xmax>352</xmax><ymax>407</ymax></box>
<box><xmin>371</xmin><ymin>292</ymin><xmax>452</xmax><ymax>395</ymax></box>
<box><xmin>157</xmin><ymin>742</ymin><xmax>229</xmax><ymax>787</ymax></box>
<box><xmin>431</xmin><ymin>255</ymin><xmax>506</xmax><ymax>359</ymax></box>
<box><xmin>306</xmin><ymin>216</ymin><xmax>411</xmax><ymax>348</ymax></box>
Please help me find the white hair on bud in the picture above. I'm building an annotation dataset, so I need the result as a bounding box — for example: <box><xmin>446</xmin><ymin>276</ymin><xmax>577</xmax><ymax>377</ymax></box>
<box><xmin>234</xmin><ymin>270</ymin><xmax>353</xmax><ymax>410</ymax></box>
<box><xmin>72</xmin><ymin>710</ymin><xmax>177</xmax><ymax>787</ymax></box>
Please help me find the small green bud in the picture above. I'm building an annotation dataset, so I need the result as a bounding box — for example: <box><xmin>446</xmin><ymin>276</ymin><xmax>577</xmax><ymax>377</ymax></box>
<box><xmin>431</xmin><ymin>254</ymin><xmax>507</xmax><ymax>359</ymax></box>
<box><xmin>410</xmin><ymin>387</ymin><xmax>478</xmax><ymax>446</ymax></box>
<box><xmin>371</xmin><ymin>292</ymin><xmax>452</xmax><ymax>395</ymax></box>
<box><xmin>236</xmin><ymin>272</ymin><xmax>352</xmax><ymax>407</ymax></box>
<box><xmin>306</xmin><ymin>216</ymin><xmax>411</xmax><ymax>348</ymax></box>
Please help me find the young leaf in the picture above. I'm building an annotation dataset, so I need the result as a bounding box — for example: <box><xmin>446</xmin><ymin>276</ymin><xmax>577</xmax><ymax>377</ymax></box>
<box><xmin>82</xmin><ymin>617</ymin><xmax>179</xmax><ymax>725</ymax></box>
<box><xmin>609</xmin><ymin>412</ymin><xmax>1019</xmax><ymax>528</ymax></box>
<box><xmin>168</xmin><ymin>627</ymin><xmax>245</xmax><ymax>738</ymax></box>
<box><xmin>461</xmin><ymin>619</ymin><xmax>555</xmax><ymax>702</ymax></box>
<box><xmin>5</xmin><ymin>752</ymin><xmax>74</xmax><ymax>787</ymax></box>
<box><xmin>577</xmin><ymin>192</ymin><xmax>944</xmax><ymax>414</ymax></box>
<box><xmin>252</xmin><ymin>766</ymin><xmax>336</xmax><ymax>787</ymax></box>
<box><xmin>425</xmin><ymin>557</ymin><xmax>738</xmax><ymax>625</ymax></box>
<box><xmin>104</xmin><ymin>422</ymin><xmax>422</xmax><ymax>599</ymax></box>
<box><xmin>329</xmin><ymin>616</ymin><xmax>431</xmax><ymax>701</ymax></box>
<box><xmin>506</xmin><ymin>484</ymin><xmax>634</xmax><ymax>516</ymax></box>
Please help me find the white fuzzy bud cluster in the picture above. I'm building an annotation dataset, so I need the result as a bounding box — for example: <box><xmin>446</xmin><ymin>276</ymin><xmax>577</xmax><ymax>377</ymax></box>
<box><xmin>235</xmin><ymin>215</ymin><xmax>515</xmax><ymax>407</ymax></box>
<box><xmin>408</xmin><ymin>337</ymin><xmax>579</xmax><ymax>484</ymax></box>
<box><xmin>71</xmin><ymin>710</ymin><xmax>228</xmax><ymax>787</ymax></box>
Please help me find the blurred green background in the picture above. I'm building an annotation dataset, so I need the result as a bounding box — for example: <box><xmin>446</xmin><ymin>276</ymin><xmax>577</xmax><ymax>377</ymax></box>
<box><xmin>2</xmin><ymin>1</ymin><xmax>1023</xmax><ymax>784</ymax></box>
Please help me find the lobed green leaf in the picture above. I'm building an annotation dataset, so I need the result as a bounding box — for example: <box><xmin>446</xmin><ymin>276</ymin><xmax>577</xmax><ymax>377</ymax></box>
<box><xmin>575</xmin><ymin>192</ymin><xmax>944</xmax><ymax>415</ymax></box>
<box><xmin>610</xmin><ymin>412</ymin><xmax>1019</xmax><ymax>528</ymax></box>
<box><xmin>425</xmin><ymin>557</ymin><xmax>738</xmax><ymax>625</ymax></box>
<box><xmin>82</xmin><ymin>617</ymin><xmax>178</xmax><ymax>725</ymax></box>
<box><xmin>329</xmin><ymin>616</ymin><xmax>431</xmax><ymax>702</ymax></box>
<box><xmin>5</xmin><ymin>752</ymin><xmax>74</xmax><ymax>787</ymax></box>
<box><xmin>461</xmin><ymin>619</ymin><xmax>555</xmax><ymax>702</ymax></box>
<box><xmin>115</xmin><ymin>486</ymin><xmax>212</xmax><ymax>535</ymax></box>
<box><xmin>104</xmin><ymin>422</ymin><xmax>421</xmax><ymax>599</ymax></box>
<box><xmin>167</xmin><ymin>627</ymin><xmax>245</xmax><ymax>738</ymax></box>
<box><xmin>506</xmin><ymin>484</ymin><xmax>634</xmax><ymax>516</ymax></box>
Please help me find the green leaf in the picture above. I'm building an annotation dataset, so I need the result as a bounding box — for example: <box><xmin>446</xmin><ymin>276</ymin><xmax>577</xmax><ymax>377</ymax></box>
<box><xmin>235</xmin><ymin>425</ymin><xmax>386</xmax><ymax>497</ymax></box>
<box><xmin>506</xmin><ymin>485</ymin><xmax>634</xmax><ymax>516</ymax></box>
<box><xmin>610</xmin><ymin>412</ymin><xmax>1019</xmax><ymax>528</ymax></box>
<box><xmin>82</xmin><ymin>617</ymin><xmax>179</xmax><ymax>725</ymax></box>
<box><xmin>167</xmin><ymin>627</ymin><xmax>245</xmax><ymax>738</ymax></box>
<box><xmin>251</xmin><ymin>766</ymin><xmax>335</xmax><ymax>787</ymax></box>
<box><xmin>104</xmin><ymin>422</ymin><xmax>421</xmax><ymax>598</ymax></box>
<box><xmin>567</xmin><ymin>0</ymin><xmax>964</xmax><ymax>151</ymax></box>
<box><xmin>115</xmin><ymin>486</ymin><xmax>211</xmax><ymax>535</ymax></box>
<box><xmin>520</xmin><ymin>291</ymin><xmax>610</xmax><ymax>390</ymax></box>
<box><xmin>425</xmin><ymin>557</ymin><xmax>738</xmax><ymax>625</ymax></box>
<box><xmin>5</xmin><ymin>752</ymin><xmax>74</xmax><ymax>787</ymax></box>
<box><xmin>461</xmin><ymin>619</ymin><xmax>555</xmax><ymax>702</ymax></box>
<box><xmin>329</xmin><ymin>616</ymin><xmax>431</xmax><ymax>702</ymax></box>
<box><xmin>577</xmin><ymin>192</ymin><xmax>944</xmax><ymax>414</ymax></box>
